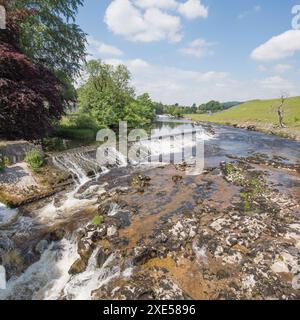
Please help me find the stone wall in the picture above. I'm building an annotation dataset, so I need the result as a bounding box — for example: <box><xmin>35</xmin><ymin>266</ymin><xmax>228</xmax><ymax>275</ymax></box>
<box><xmin>0</xmin><ymin>141</ymin><xmax>41</xmax><ymax>164</ymax></box>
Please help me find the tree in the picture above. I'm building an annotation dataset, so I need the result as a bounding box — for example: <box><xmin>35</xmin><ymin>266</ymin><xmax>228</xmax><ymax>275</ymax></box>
<box><xmin>276</xmin><ymin>93</ymin><xmax>289</xmax><ymax>128</ymax></box>
<box><xmin>78</xmin><ymin>60</ymin><xmax>134</xmax><ymax>128</ymax></box>
<box><xmin>3</xmin><ymin>0</ymin><xmax>86</xmax><ymax>103</ymax></box>
<box><xmin>125</xmin><ymin>93</ymin><xmax>155</xmax><ymax>127</ymax></box>
<box><xmin>5</xmin><ymin>0</ymin><xmax>86</xmax><ymax>79</ymax></box>
<box><xmin>0</xmin><ymin>7</ymin><xmax>65</xmax><ymax>141</ymax></box>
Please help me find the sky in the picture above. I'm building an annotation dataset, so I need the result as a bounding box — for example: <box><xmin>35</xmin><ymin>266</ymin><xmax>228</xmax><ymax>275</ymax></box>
<box><xmin>76</xmin><ymin>0</ymin><xmax>300</xmax><ymax>105</ymax></box>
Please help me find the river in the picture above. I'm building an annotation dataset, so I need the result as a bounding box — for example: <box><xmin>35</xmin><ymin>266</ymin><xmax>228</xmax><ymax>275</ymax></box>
<box><xmin>0</xmin><ymin>119</ymin><xmax>299</xmax><ymax>300</ymax></box>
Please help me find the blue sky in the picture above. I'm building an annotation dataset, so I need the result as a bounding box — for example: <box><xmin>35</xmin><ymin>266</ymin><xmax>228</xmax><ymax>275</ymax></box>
<box><xmin>76</xmin><ymin>0</ymin><xmax>300</xmax><ymax>105</ymax></box>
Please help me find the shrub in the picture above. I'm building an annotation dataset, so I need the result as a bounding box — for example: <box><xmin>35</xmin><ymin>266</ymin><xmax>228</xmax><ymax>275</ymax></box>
<box><xmin>60</xmin><ymin>113</ymin><xmax>99</xmax><ymax>130</ymax></box>
<box><xmin>0</xmin><ymin>155</ymin><xmax>10</xmax><ymax>171</ymax></box>
<box><xmin>55</xmin><ymin>127</ymin><xmax>96</xmax><ymax>141</ymax></box>
<box><xmin>91</xmin><ymin>215</ymin><xmax>103</xmax><ymax>227</ymax></box>
<box><xmin>25</xmin><ymin>149</ymin><xmax>44</xmax><ymax>172</ymax></box>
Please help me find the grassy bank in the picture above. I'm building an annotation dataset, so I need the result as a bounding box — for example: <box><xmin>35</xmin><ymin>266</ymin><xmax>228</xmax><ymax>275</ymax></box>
<box><xmin>185</xmin><ymin>96</ymin><xmax>300</xmax><ymax>140</ymax></box>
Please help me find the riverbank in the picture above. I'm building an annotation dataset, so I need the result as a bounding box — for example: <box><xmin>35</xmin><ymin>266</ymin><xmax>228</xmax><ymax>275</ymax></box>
<box><xmin>185</xmin><ymin>96</ymin><xmax>300</xmax><ymax>141</ymax></box>
<box><xmin>185</xmin><ymin>117</ymin><xmax>300</xmax><ymax>141</ymax></box>
<box><xmin>0</xmin><ymin>162</ymin><xmax>72</xmax><ymax>207</ymax></box>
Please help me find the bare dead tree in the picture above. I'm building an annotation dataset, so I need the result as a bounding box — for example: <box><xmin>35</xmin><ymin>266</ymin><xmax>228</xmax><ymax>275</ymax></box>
<box><xmin>276</xmin><ymin>92</ymin><xmax>289</xmax><ymax>128</ymax></box>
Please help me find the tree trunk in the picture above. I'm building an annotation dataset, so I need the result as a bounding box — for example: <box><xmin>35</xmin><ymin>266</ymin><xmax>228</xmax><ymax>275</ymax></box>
<box><xmin>278</xmin><ymin>107</ymin><xmax>284</xmax><ymax>128</ymax></box>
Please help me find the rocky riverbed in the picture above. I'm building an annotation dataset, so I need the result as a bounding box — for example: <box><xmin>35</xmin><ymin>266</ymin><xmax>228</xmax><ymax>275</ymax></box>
<box><xmin>0</xmin><ymin>121</ymin><xmax>299</xmax><ymax>300</ymax></box>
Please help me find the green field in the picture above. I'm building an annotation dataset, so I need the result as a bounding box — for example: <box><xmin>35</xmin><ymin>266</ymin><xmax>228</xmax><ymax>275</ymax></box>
<box><xmin>185</xmin><ymin>96</ymin><xmax>300</xmax><ymax>140</ymax></box>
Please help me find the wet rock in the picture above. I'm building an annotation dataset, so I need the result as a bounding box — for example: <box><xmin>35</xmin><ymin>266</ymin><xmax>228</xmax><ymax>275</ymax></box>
<box><xmin>247</xmin><ymin>125</ymin><xmax>256</xmax><ymax>131</ymax></box>
<box><xmin>91</xmin><ymin>226</ymin><xmax>107</xmax><ymax>242</ymax></box>
<box><xmin>86</xmin><ymin>224</ymin><xmax>97</xmax><ymax>232</ymax></box>
<box><xmin>35</xmin><ymin>240</ymin><xmax>49</xmax><ymax>255</ymax></box>
<box><xmin>132</xmin><ymin>175</ymin><xmax>151</xmax><ymax>189</ymax></box>
<box><xmin>96</xmin><ymin>248</ymin><xmax>111</xmax><ymax>268</ymax></box>
<box><xmin>111</xmin><ymin>211</ymin><xmax>131</xmax><ymax>229</ymax></box>
<box><xmin>172</xmin><ymin>175</ymin><xmax>183</xmax><ymax>184</ymax></box>
<box><xmin>0</xmin><ymin>234</ymin><xmax>14</xmax><ymax>254</ymax></box>
<box><xmin>92</xmin><ymin>268</ymin><xmax>190</xmax><ymax>300</ymax></box>
<box><xmin>68</xmin><ymin>258</ymin><xmax>87</xmax><ymax>275</ymax></box>
<box><xmin>107</xmin><ymin>225</ymin><xmax>118</xmax><ymax>238</ymax></box>
<box><xmin>49</xmin><ymin>229</ymin><xmax>66</xmax><ymax>242</ymax></box>
<box><xmin>175</xmin><ymin>162</ymin><xmax>189</xmax><ymax>172</ymax></box>
<box><xmin>216</xmin><ymin>269</ymin><xmax>231</xmax><ymax>280</ymax></box>
<box><xmin>132</xmin><ymin>246</ymin><xmax>158</xmax><ymax>265</ymax></box>
<box><xmin>77</xmin><ymin>239</ymin><xmax>93</xmax><ymax>261</ymax></box>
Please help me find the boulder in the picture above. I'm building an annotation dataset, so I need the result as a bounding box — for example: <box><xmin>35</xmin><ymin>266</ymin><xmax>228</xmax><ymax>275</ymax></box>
<box><xmin>68</xmin><ymin>258</ymin><xmax>87</xmax><ymax>275</ymax></box>
<box><xmin>96</xmin><ymin>248</ymin><xmax>111</xmax><ymax>268</ymax></box>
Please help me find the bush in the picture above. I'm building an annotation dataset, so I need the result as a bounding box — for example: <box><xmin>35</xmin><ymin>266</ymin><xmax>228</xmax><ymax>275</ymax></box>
<box><xmin>0</xmin><ymin>155</ymin><xmax>10</xmax><ymax>171</ymax></box>
<box><xmin>60</xmin><ymin>113</ymin><xmax>99</xmax><ymax>130</ymax></box>
<box><xmin>25</xmin><ymin>149</ymin><xmax>44</xmax><ymax>172</ymax></box>
<box><xmin>55</xmin><ymin>127</ymin><xmax>96</xmax><ymax>141</ymax></box>
<box><xmin>91</xmin><ymin>215</ymin><xmax>103</xmax><ymax>227</ymax></box>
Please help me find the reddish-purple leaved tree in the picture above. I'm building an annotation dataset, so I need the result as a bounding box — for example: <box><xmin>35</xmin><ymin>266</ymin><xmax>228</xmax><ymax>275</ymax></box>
<box><xmin>0</xmin><ymin>5</ymin><xmax>65</xmax><ymax>141</ymax></box>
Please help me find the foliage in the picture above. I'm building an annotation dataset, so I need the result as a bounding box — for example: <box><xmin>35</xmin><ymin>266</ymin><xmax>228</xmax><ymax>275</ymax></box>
<box><xmin>91</xmin><ymin>215</ymin><xmax>103</xmax><ymax>227</ymax></box>
<box><xmin>0</xmin><ymin>155</ymin><xmax>10</xmax><ymax>171</ymax></box>
<box><xmin>54</xmin><ymin>112</ymin><xmax>101</xmax><ymax>141</ymax></box>
<box><xmin>198</xmin><ymin>101</ymin><xmax>236</xmax><ymax>114</ymax></box>
<box><xmin>154</xmin><ymin>102</ymin><xmax>185</xmax><ymax>117</ymax></box>
<box><xmin>154</xmin><ymin>101</ymin><xmax>240</xmax><ymax>116</ymax></box>
<box><xmin>78</xmin><ymin>60</ymin><xmax>155</xmax><ymax>128</ymax></box>
<box><xmin>6</xmin><ymin>0</ymin><xmax>86</xmax><ymax>80</ymax></box>
<box><xmin>60</xmin><ymin>113</ymin><xmax>99</xmax><ymax>131</ymax></box>
<box><xmin>0</xmin><ymin>9</ymin><xmax>65</xmax><ymax>141</ymax></box>
<box><xmin>55</xmin><ymin>127</ymin><xmax>96</xmax><ymax>141</ymax></box>
<box><xmin>25</xmin><ymin>148</ymin><xmax>44</xmax><ymax>171</ymax></box>
<box><xmin>125</xmin><ymin>93</ymin><xmax>156</xmax><ymax>127</ymax></box>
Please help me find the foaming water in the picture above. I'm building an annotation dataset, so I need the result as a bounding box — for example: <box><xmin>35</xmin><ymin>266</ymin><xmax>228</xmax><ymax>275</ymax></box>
<box><xmin>0</xmin><ymin>203</ymin><xmax>18</xmax><ymax>228</ymax></box>
<box><xmin>0</xmin><ymin>236</ymin><xmax>131</xmax><ymax>300</ymax></box>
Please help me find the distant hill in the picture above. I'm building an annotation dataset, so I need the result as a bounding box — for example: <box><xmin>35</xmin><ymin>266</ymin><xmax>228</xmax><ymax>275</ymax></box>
<box><xmin>186</xmin><ymin>96</ymin><xmax>300</xmax><ymax>140</ymax></box>
<box><xmin>197</xmin><ymin>100</ymin><xmax>242</xmax><ymax>114</ymax></box>
<box><xmin>221</xmin><ymin>101</ymin><xmax>241</xmax><ymax>109</ymax></box>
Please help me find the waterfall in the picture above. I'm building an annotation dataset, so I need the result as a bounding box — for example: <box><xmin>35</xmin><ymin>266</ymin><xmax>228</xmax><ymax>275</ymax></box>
<box><xmin>0</xmin><ymin>236</ymin><xmax>131</xmax><ymax>300</ymax></box>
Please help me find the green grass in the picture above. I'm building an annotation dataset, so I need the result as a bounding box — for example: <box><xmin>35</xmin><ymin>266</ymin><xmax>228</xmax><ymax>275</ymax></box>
<box><xmin>25</xmin><ymin>149</ymin><xmax>44</xmax><ymax>172</ymax></box>
<box><xmin>185</xmin><ymin>96</ymin><xmax>300</xmax><ymax>139</ymax></box>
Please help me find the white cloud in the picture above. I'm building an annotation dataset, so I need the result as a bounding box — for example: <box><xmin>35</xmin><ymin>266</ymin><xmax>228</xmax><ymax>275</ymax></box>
<box><xmin>258</xmin><ymin>76</ymin><xmax>294</xmax><ymax>91</ymax></box>
<box><xmin>103</xmin><ymin>58</ymin><xmax>150</xmax><ymax>72</ymax></box>
<box><xmin>257</xmin><ymin>65</ymin><xmax>267</xmax><ymax>72</ymax></box>
<box><xmin>133</xmin><ymin>0</ymin><xmax>178</xmax><ymax>9</ymax></box>
<box><xmin>97</xmin><ymin>58</ymin><xmax>298</xmax><ymax>104</ymax></box>
<box><xmin>273</xmin><ymin>64</ymin><xmax>292</xmax><ymax>73</ymax></box>
<box><xmin>178</xmin><ymin>0</ymin><xmax>208</xmax><ymax>20</ymax></box>
<box><xmin>104</xmin><ymin>0</ymin><xmax>182</xmax><ymax>43</ymax></box>
<box><xmin>84</xmin><ymin>53</ymin><xmax>298</xmax><ymax>104</ymax></box>
<box><xmin>87</xmin><ymin>36</ymin><xmax>123</xmax><ymax>58</ymax></box>
<box><xmin>251</xmin><ymin>30</ymin><xmax>300</xmax><ymax>61</ymax></box>
<box><xmin>238</xmin><ymin>5</ymin><xmax>261</xmax><ymax>20</ymax></box>
<box><xmin>179</xmin><ymin>38</ymin><xmax>215</xmax><ymax>58</ymax></box>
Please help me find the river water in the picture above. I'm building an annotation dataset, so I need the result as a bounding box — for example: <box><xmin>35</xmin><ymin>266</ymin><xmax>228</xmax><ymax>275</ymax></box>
<box><xmin>0</xmin><ymin>119</ymin><xmax>299</xmax><ymax>300</ymax></box>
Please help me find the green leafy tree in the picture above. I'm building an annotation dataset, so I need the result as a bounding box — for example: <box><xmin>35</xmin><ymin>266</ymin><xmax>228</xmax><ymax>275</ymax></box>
<box><xmin>78</xmin><ymin>60</ymin><xmax>134</xmax><ymax>127</ymax></box>
<box><xmin>5</xmin><ymin>0</ymin><xmax>86</xmax><ymax>102</ymax></box>
<box><xmin>125</xmin><ymin>93</ymin><xmax>155</xmax><ymax>127</ymax></box>
<box><xmin>6</xmin><ymin>0</ymin><xmax>86</xmax><ymax>79</ymax></box>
